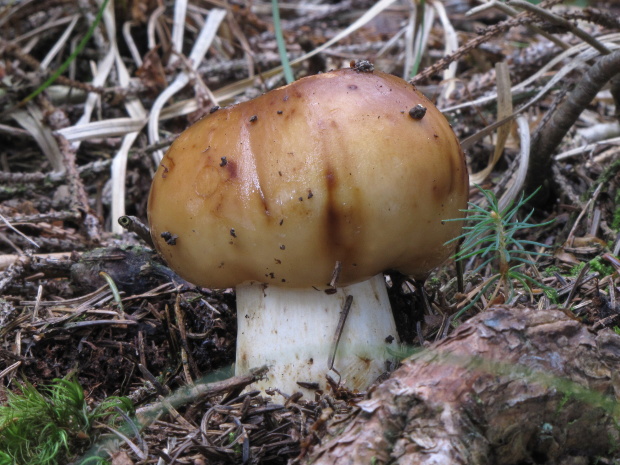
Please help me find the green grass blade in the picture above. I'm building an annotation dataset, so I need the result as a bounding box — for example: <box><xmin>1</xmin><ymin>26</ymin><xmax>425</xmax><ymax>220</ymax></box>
<box><xmin>271</xmin><ymin>0</ymin><xmax>294</xmax><ymax>84</ymax></box>
<box><xmin>18</xmin><ymin>0</ymin><xmax>110</xmax><ymax>107</ymax></box>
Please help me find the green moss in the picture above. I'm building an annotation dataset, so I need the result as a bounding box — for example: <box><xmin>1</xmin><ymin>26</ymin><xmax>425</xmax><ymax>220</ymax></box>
<box><xmin>568</xmin><ymin>257</ymin><xmax>614</xmax><ymax>278</ymax></box>
<box><xmin>544</xmin><ymin>288</ymin><xmax>560</xmax><ymax>305</ymax></box>
<box><xmin>583</xmin><ymin>158</ymin><xmax>620</xmax><ymax>202</ymax></box>
<box><xmin>613</xmin><ymin>190</ymin><xmax>620</xmax><ymax>231</ymax></box>
<box><xmin>543</xmin><ymin>265</ymin><xmax>562</xmax><ymax>277</ymax></box>
<box><xmin>0</xmin><ymin>378</ymin><xmax>132</xmax><ymax>465</ymax></box>
<box><xmin>589</xmin><ymin>256</ymin><xmax>615</xmax><ymax>277</ymax></box>
<box><xmin>568</xmin><ymin>262</ymin><xmax>587</xmax><ymax>276</ymax></box>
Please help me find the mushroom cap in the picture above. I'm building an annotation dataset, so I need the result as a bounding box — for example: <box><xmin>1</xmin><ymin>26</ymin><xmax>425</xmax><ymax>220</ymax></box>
<box><xmin>147</xmin><ymin>68</ymin><xmax>468</xmax><ymax>289</ymax></box>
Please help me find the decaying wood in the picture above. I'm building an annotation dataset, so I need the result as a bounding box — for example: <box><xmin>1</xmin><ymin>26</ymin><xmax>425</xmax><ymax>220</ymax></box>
<box><xmin>305</xmin><ymin>307</ymin><xmax>620</xmax><ymax>465</ymax></box>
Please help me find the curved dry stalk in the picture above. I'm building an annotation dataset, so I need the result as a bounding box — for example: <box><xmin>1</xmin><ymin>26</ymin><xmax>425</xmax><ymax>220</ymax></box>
<box><xmin>469</xmin><ymin>62</ymin><xmax>513</xmax><ymax>186</ymax></box>
<box><xmin>498</xmin><ymin>114</ymin><xmax>531</xmax><ymax>211</ymax></box>
<box><xmin>433</xmin><ymin>0</ymin><xmax>459</xmax><ymax>105</ymax></box>
<box><xmin>12</xmin><ymin>104</ymin><xmax>65</xmax><ymax>174</ymax></box>
<box><xmin>39</xmin><ymin>15</ymin><xmax>79</xmax><ymax>70</ymax></box>
<box><xmin>147</xmin><ymin>8</ymin><xmax>227</xmax><ymax>163</ymax></box>
<box><xmin>101</xmin><ymin>0</ymin><xmax>148</xmax><ymax>234</ymax></box>
<box><xmin>526</xmin><ymin>49</ymin><xmax>620</xmax><ymax>199</ymax></box>
<box><xmin>404</xmin><ymin>1</ymin><xmax>435</xmax><ymax>79</ymax></box>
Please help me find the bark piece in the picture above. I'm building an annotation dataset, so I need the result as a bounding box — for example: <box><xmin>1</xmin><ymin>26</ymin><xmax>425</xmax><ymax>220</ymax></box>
<box><xmin>306</xmin><ymin>307</ymin><xmax>620</xmax><ymax>465</ymax></box>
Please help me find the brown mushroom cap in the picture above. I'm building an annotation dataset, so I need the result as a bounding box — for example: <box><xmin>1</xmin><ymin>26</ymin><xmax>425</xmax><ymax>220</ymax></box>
<box><xmin>147</xmin><ymin>68</ymin><xmax>468</xmax><ymax>289</ymax></box>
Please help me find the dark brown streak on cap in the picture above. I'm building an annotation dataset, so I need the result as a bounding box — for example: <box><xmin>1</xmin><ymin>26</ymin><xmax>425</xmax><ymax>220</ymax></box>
<box><xmin>429</xmin><ymin>123</ymin><xmax>462</xmax><ymax>204</ymax></box>
<box><xmin>323</xmin><ymin>161</ymin><xmax>358</xmax><ymax>281</ymax></box>
<box><xmin>324</xmin><ymin>164</ymin><xmax>340</xmax><ymax>257</ymax></box>
<box><xmin>258</xmin><ymin>187</ymin><xmax>270</xmax><ymax>217</ymax></box>
<box><xmin>442</xmin><ymin>128</ymin><xmax>457</xmax><ymax>197</ymax></box>
<box><xmin>225</xmin><ymin>159</ymin><xmax>238</xmax><ymax>179</ymax></box>
<box><xmin>159</xmin><ymin>157</ymin><xmax>174</xmax><ymax>179</ymax></box>
<box><xmin>147</xmin><ymin>185</ymin><xmax>157</xmax><ymax>219</ymax></box>
<box><xmin>446</xmin><ymin>129</ymin><xmax>468</xmax><ymax>200</ymax></box>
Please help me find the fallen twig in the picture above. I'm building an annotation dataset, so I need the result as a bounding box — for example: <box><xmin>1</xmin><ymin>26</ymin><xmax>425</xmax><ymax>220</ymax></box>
<box><xmin>411</xmin><ymin>0</ymin><xmax>566</xmax><ymax>84</ymax></box>
<box><xmin>134</xmin><ymin>366</ymin><xmax>269</xmax><ymax>429</ymax></box>
<box><xmin>526</xmin><ymin>49</ymin><xmax>620</xmax><ymax>198</ymax></box>
<box><xmin>0</xmin><ymin>252</ymin><xmax>72</xmax><ymax>271</ymax></box>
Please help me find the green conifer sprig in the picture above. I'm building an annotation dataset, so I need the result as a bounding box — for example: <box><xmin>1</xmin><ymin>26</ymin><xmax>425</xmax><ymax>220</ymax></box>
<box><xmin>446</xmin><ymin>186</ymin><xmax>554</xmax><ymax>318</ymax></box>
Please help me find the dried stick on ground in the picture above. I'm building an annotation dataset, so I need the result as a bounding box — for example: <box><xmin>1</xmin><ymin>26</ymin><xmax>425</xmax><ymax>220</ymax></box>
<box><xmin>527</xmin><ymin>49</ymin><xmax>620</xmax><ymax>200</ymax></box>
<box><xmin>305</xmin><ymin>307</ymin><xmax>620</xmax><ymax>465</ymax></box>
<box><xmin>134</xmin><ymin>366</ymin><xmax>268</xmax><ymax>429</ymax></box>
<box><xmin>55</xmin><ymin>134</ymin><xmax>102</xmax><ymax>243</ymax></box>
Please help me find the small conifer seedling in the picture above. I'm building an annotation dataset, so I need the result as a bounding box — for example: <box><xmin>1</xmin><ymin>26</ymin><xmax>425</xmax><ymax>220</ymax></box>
<box><xmin>446</xmin><ymin>187</ymin><xmax>553</xmax><ymax>317</ymax></box>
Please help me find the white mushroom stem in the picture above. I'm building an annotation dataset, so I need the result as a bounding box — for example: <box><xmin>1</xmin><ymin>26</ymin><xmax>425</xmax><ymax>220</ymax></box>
<box><xmin>235</xmin><ymin>274</ymin><xmax>399</xmax><ymax>397</ymax></box>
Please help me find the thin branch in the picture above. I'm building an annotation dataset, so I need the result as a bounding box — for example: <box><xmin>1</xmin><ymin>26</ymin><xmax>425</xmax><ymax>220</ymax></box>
<box><xmin>526</xmin><ymin>49</ymin><xmax>620</xmax><ymax>198</ymax></box>
<box><xmin>117</xmin><ymin>216</ymin><xmax>154</xmax><ymax>248</ymax></box>
<box><xmin>134</xmin><ymin>367</ymin><xmax>268</xmax><ymax>429</ymax></box>
<box><xmin>564</xmin><ymin>7</ymin><xmax>620</xmax><ymax>30</ymax></box>
<box><xmin>507</xmin><ymin>0</ymin><xmax>610</xmax><ymax>55</ymax></box>
<box><xmin>411</xmin><ymin>0</ymin><xmax>565</xmax><ymax>84</ymax></box>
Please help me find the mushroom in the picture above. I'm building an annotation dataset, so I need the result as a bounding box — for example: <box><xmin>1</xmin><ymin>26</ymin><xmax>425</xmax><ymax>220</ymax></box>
<box><xmin>147</xmin><ymin>65</ymin><xmax>469</xmax><ymax>396</ymax></box>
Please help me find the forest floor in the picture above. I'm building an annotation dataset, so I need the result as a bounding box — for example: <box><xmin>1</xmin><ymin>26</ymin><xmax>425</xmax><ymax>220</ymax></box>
<box><xmin>2</xmin><ymin>0</ymin><xmax>620</xmax><ymax>463</ymax></box>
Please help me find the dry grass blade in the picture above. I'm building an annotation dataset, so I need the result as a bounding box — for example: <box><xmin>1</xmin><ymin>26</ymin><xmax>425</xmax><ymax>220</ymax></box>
<box><xmin>0</xmin><ymin>361</ymin><xmax>21</xmax><ymax>379</ymax></box>
<box><xmin>470</xmin><ymin>62</ymin><xmax>513</xmax><ymax>185</ymax></box>
<box><xmin>57</xmin><ymin>118</ymin><xmax>147</xmax><ymax>141</ymax></box>
<box><xmin>443</xmin><ymin>33</ymin><xmax>620</xmax><ymax>113</ymax></box>
<box><xmin>434</xmin><ymin>0</ymin><xmax>459</xmax><ymax>104</ymax></box>
<box><xmin>71</xmin><ymin>48</ymin><xmax>115</xmax><ymax>150</ymax></box>
<box><xmin>459</xmin><ymin>43</ymin><xmax>617</xmax><ymax>151</ymax></box>
<box><xmin>404</xmin><ymin>1</ymin><xmax>435</xmax><ymax>79</ymax></box>
<box><xmin>101</xmin><ymin>424</ymin><xmax>147</xmax><ymax>460</ymax></box>
<box><xmin>148</xmin><ymin>8</ymin><xmax>227</xmax><ymax>163</ymax></box>
<box><xmin>12</xmin><ymin>104</ymin><xmax>64</xmax><ymax>173</ymax></box>
<box><xmin>0</xmin><ymin>213</ymin><xmax>39</xmax><ymax>249</ymax></box>
<box><xmin>147</xmin><ymin>5</ymin><xmax>166</xmax><ymax>50</ymax></box>
<box><xmin>170</xmin><ymin>0</ymin><xmax>189</xmax><ymax>59</ymax></box>
<box><xmin>498</xmin><ymin>114</ymin><xmax>531</xmax><ymax>211</ymax></box>
<box><xmin>39</xmin><ymin>15</ymin><xmax>78</xmax><ymax>70</ymax></box>
<box><xmin>122</xmin><ymin>20</ymin><xmax>143</xmax><ymax>67</ymax></box>
<box><xmin>554</xmin><ymin>135</ymin><xmax>620</xmax><ymax>161</ymax></box>
<box><xmin>104</xmin><ymin>0</ymin><xmax>148</xmax><ymax>233</ymax></box>
<box><xmin>493</xmin><ymin>62</ymin><xmax>513</xmax><ymax>162</ymax></box>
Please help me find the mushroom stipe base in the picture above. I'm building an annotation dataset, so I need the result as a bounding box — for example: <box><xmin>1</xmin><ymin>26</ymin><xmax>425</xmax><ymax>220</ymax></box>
<box><xmin>235</xmin><ymin>274</ymin><xmax>399</xmax><ymax>397</ymax></box>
